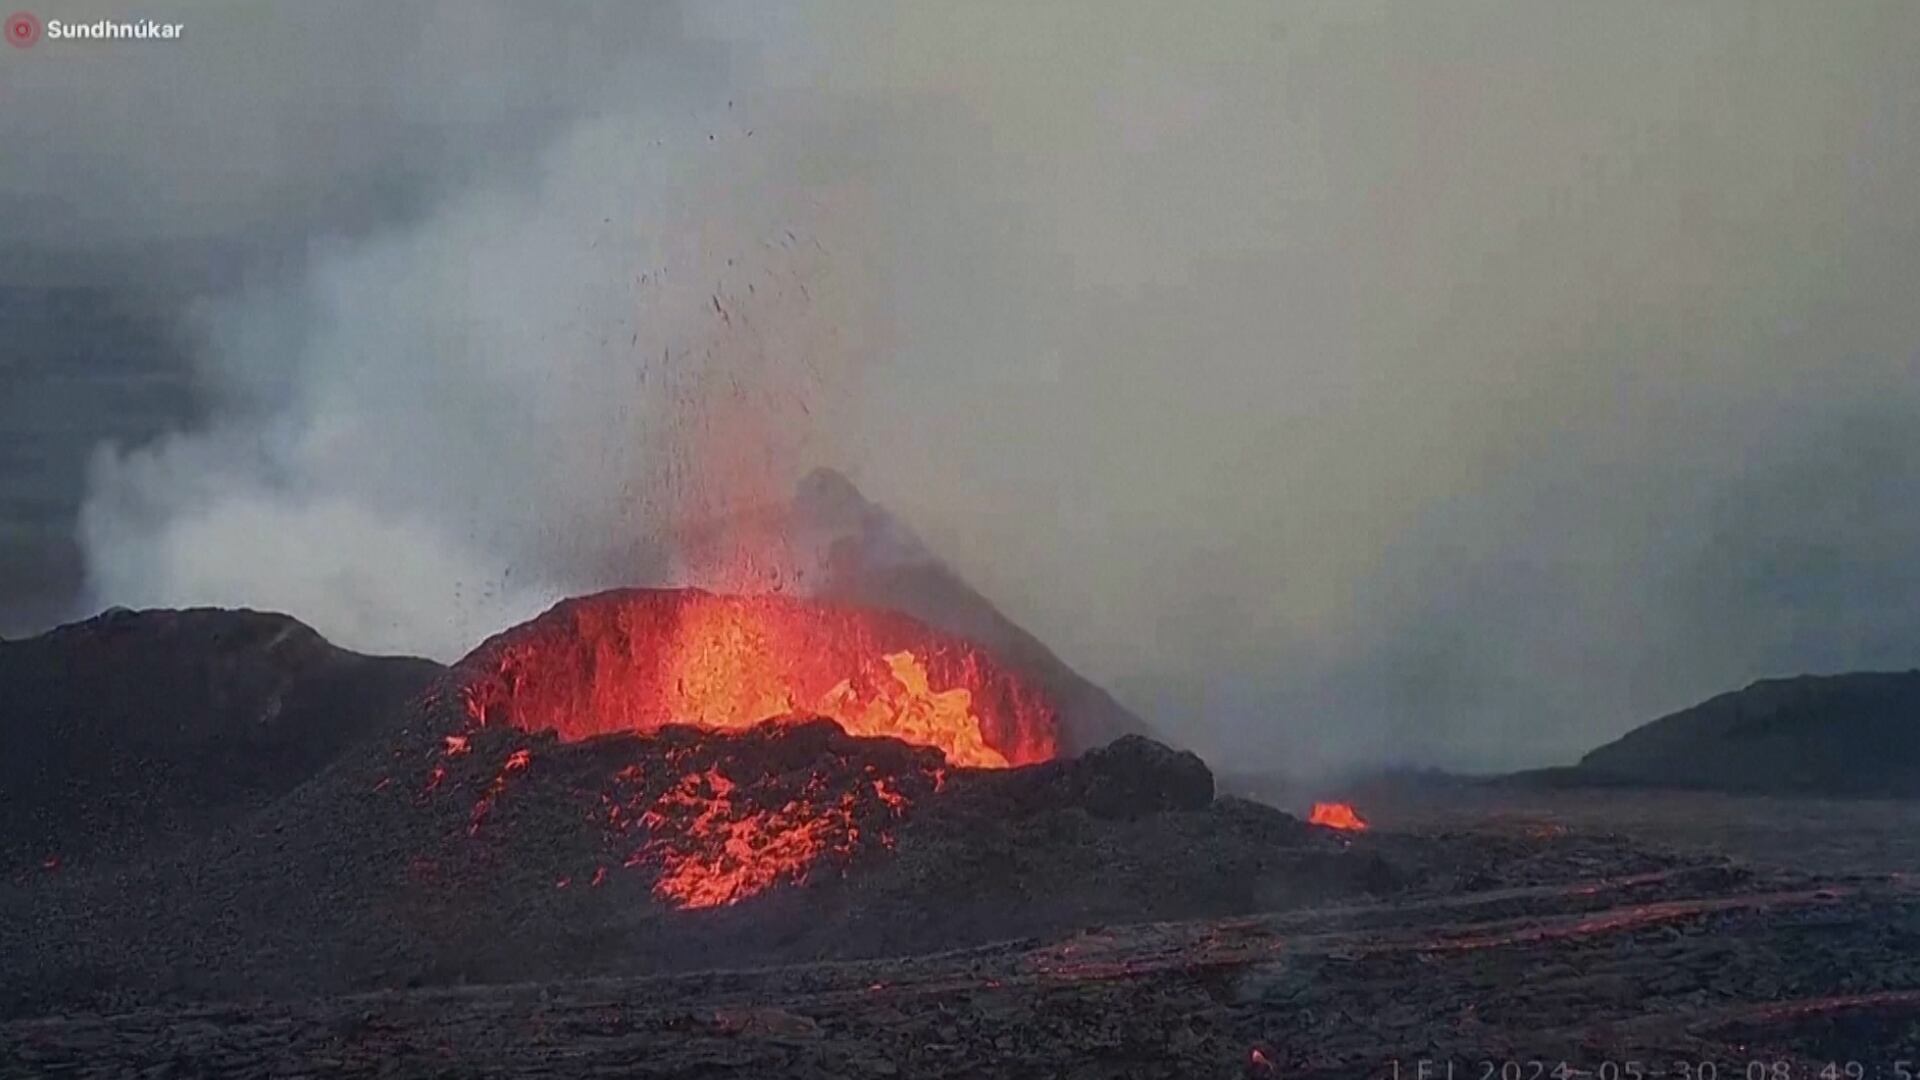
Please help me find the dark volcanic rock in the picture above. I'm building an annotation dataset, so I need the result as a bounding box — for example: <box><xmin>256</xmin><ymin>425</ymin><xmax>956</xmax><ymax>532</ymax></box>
<box><xmin>0</xmin><ymin>703</ymin><xmax>1384</xmax><ymax>1017</ymax></box>
<box><xmin>1556</xmin><ymin>670</ymin><xmax>1920</xmax><ymax>797</ymax></box>
<box><xmin>0</xmin><ymin>597</ymin><xmax>1379</xmax><ymax>1022</ymax></box>
<box><xmin>1061</xmin><ymin>734</ymin><xmax>1215</xmax><ymax>816</ymax></box>
<box><xmin>949</xmin><ymin>733</ymin><xmax>1215</xmax><ymax>820</ymax></box>
<box><xmin>5</xmin><ymin>610</ymin><xmax>1914</xmax><ymax>1075</ymax></box>
<box><xmin>0</xmin><ymin>607</ymin><xmax>442</xmax><ymax>872</ymax></box>
<box><xmin>8</xmin><ymin>853</ymin><xmax>1913</xmax><ymax>1079</ymax></box>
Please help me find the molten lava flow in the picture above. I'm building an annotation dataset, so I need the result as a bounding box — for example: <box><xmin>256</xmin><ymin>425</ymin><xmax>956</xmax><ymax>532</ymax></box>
<box><xmin>583</xmin><ymin>728</ymin><xmax>944</xmax><ymax>909</ymax></box>
<box><xmin>638</xmin><ymin>762</ymin><xmax>910</xmax><ymax>908</ymax></box>
<box><xmin>1308</xmin><ymin>801</ymin><xmax>1368</xmax><ymax>831</ymax></box>
<box><xmin>458</xmin><ymin>589</ymin><xmax>1057</xmax><ymax>768</ymax></box>
<box><xmin>437</xmin><ymin>589</ymin><xmax>1058</xmax><ymax>910</ymax></box>
<box><xmin>820</xmin><ymin>651</ymin><xmax>1008</xmax><ymax>767</ymax></box>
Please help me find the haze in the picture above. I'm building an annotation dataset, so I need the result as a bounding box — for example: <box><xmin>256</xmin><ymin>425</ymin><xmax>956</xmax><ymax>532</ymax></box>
<box><xmin>4</xmin><ymin>2</ymin><xmax>1918</xmax><ymax>774</ymax></box>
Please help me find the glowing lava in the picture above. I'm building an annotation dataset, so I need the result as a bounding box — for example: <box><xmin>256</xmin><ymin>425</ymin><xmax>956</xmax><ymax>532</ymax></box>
<box><xmin>435</xmin><ymin>589</ymin><xmax>1059</xmax><ymax>909</ymax></box>
<box><xmin>457</xmin><ymin>589</ymin><xmax>1057</xmax><ymax>768</ymax></box>
<box><xmin>1308</xmin><ymin>801</ymin><xmax>1369</xmax><ymax>831</ymax></box>
<box><xmin>605</xmin><ymin>743</ymin><xmax>937</xmax><ymax>910</ymax></box>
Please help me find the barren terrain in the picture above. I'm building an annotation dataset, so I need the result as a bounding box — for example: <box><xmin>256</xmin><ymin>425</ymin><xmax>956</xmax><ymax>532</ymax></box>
<box><xmin>9</xmin><ymin>791</ymin><xmax>1920</xmax><ymax>1078</ymax></box>
<box><xmin>9</xmin><ymin>608</ymin><xmax>1920</xmax><ymax>1078</ymax></box>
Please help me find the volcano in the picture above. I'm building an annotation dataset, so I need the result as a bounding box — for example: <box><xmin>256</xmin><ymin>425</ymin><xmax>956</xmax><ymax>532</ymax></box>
<box><xmin>0</xmin><ymin>475</ymin><xmax>1391</xmax><ymax>1016</ymax></box>
<box><xmin>427</xmin><ymin>587</ymin><xmax>1063</xmax><ymax>908</ymax></box>
<box><xmin>385</xmin><ymin>467</ymin><xmax>1165</xmax><ymax>913</ymax></box>
<box><xmin>1</xmin><ymin>584</ymin><xmax>1395</xmax><ymax>1017</ymax></box>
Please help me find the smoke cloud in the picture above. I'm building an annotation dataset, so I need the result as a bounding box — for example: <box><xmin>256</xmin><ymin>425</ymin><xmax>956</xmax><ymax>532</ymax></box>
<box><xmin>16</xmin><ymin>2</ymin><xmax>1920</xmax><ymax>774</ymax></box>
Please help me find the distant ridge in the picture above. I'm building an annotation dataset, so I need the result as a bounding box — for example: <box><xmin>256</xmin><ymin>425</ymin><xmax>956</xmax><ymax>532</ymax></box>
<box><xmin>0</xmin><ymin>607</ymin><xmax>441</xmax><ymax>872</ymax></box>
<box><xmin>1516</xmin><ymin>670</ymin><xmax>1920</xmax><ymax>797</ymax></box>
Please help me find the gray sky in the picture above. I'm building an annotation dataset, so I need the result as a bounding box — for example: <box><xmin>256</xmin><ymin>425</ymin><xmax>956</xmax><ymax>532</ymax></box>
<box><xmin>4</xmin><ymin>2</ymin><xmax>1919</xmax><ymax>773</ymax></box>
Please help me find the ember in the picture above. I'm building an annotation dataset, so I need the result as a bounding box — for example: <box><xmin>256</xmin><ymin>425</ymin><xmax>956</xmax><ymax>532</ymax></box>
<box><xmin>1308</xmin><ymin>801</ymin><xmax>1368</xmax><ymax>831</ymax></box>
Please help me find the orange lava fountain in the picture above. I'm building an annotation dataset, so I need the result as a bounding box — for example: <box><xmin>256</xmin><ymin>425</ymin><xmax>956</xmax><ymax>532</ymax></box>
<box><xmin>1308</xmin><ymin>801</ymin><xmax>1369</xmax><ymax>831</ymax></box>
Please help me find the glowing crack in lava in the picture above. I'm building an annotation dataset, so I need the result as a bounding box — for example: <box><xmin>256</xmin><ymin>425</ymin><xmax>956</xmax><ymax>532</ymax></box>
<box><xmin>600</xmin><ymin>744</ymin><xmax>937</xmax><ymax>910</ymax></box>
<box><xmin>1308</xmin><ymin>801</ymin><xmax>1369</xmax><ymax>831</ymax></box>
<box><xmin>444</xmin><ymin>589</ymin><xmax>1059</xmax><ymax>908</ymax></box>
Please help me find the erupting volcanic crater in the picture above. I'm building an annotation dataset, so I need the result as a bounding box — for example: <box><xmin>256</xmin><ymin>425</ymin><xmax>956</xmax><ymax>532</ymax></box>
<box><xmin>411</xmin><ymin>588</ymin><xmax>1070</xmax><ymax>909</ymax></box>
<box><xmin>454</xmin><ymin>588</ymin><xmax>1061</xmax><ymax>768</ymax></box>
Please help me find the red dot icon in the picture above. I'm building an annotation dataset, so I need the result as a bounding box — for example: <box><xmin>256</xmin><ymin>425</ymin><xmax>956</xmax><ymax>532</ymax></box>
<box><xmin>5</xmin><ymin>11</ymin><xmax>40</xmax><ymax>48</ymax></box>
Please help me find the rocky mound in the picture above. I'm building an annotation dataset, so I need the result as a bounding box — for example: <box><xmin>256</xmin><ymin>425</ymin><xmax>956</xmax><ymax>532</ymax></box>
<box><xmin>0</xmin><ymin>607</ymin><xmax>441</xmax><ymax>874</ymax></box>
<box><xmin>0</xmin><ymin>708</ymin><xmax>1391</xmax><ymax>1018</ymax></box>
<box><xmin>1541</xmin><ymin>670</ymin><xmax>1920</xmax><ymax>796</ymax></box>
